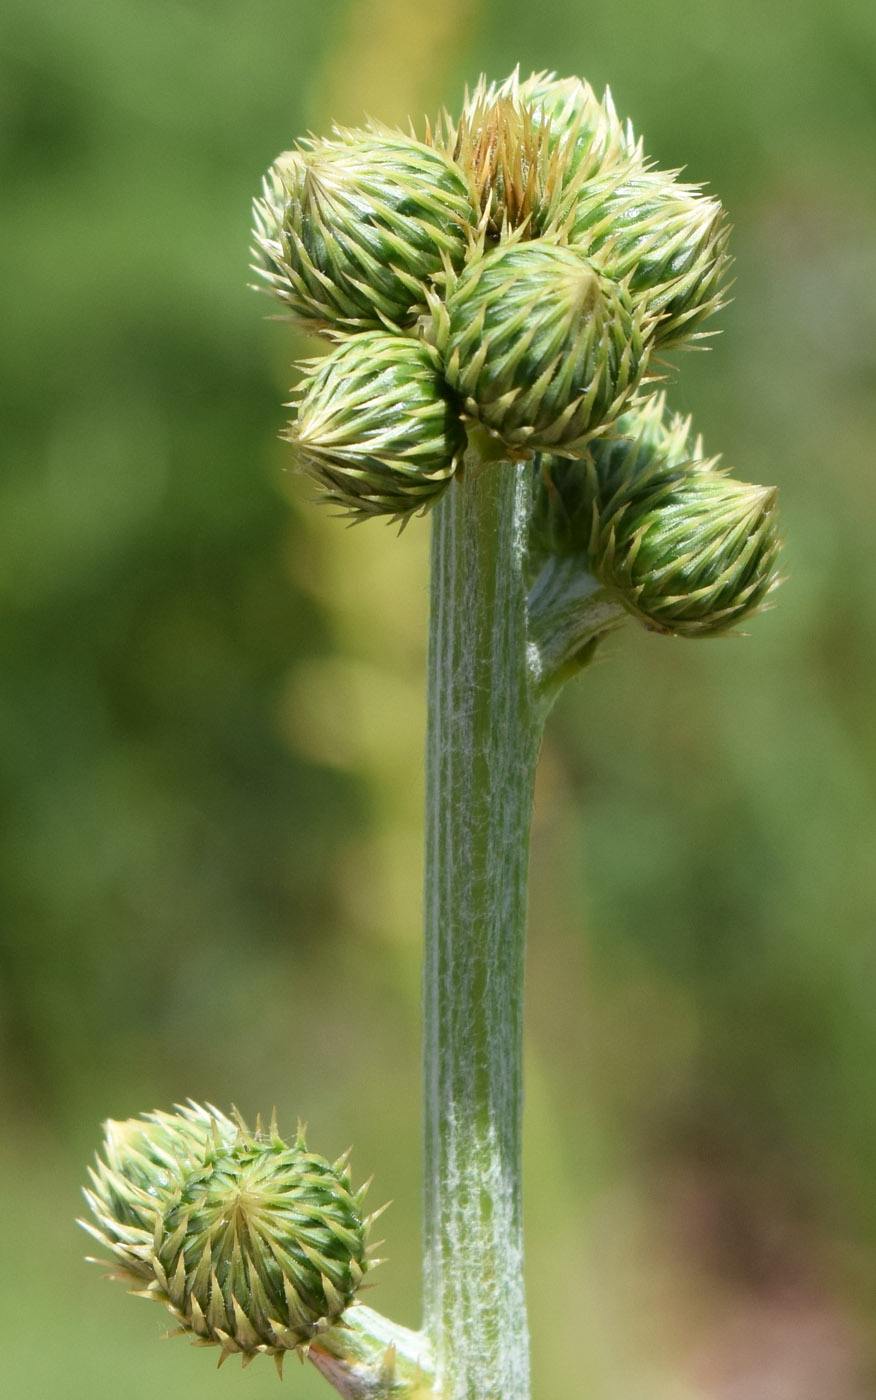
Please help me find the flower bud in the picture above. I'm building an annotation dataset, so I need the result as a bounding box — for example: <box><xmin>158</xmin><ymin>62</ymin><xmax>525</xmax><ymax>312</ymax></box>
<box><xmin>446</xmin><ymin>73</ymin><xmax>633</xmax><ymax>239</ymax></box>
<box><xmin>530</xmin><ymin>393</ymin><xmax>697</xmax><ymax>558</ymax></box>
<box><xmin>439</xmin><ymin>240</ymin><xmax>654</xmax><ymax>455</ymax></box>
<box><xmin>288</xmin><ymin>331</ymin><xmax>464</xmax><ymax>520</ymax></box>
<box><xmin>532</xmin><ymin>394</ymin><xmax>781</xmax><ymax>635</ymax></box>
<box><xmin>253</xmin><ymin>129</ymin><xmax>477</xmax><ymax>332</ymax></box>
<box><xmin>514</xmin><ymin>71</ymin><xmax>637</xmax><ymax>168</ymax></box>
<box><xmin>449</xmin><ymin>84</ymin><xmax>550</xmax><ymax>238</ymax></box>
<box><xmin>593</xmin><ymin>466</ymin><xmax>781</xmax><ymax>636</ymax></box>
<box><xmin>566</xmin><ymin>168</ymin><xmax>731</xmax><ymax>348</ymax></box>
<box><xmin>81</xmin><ymin>1106</ymin><xmax>373</xmax><ymax>1367</ymax></box>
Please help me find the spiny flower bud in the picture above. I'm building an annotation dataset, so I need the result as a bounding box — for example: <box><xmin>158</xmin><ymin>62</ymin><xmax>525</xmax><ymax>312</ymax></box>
<box><xmin>513</xmin><ymin>71</ymin><xmax>638</xmax><ymax>168</ymax></box>
<box><xmin>287</xmin><ymin>331</ymin><xmax>464</xmax><ymax>520</ymax></box>
<box><xmin>565</xmin><ymin>168</ymin><xmax>731</xmax><ymax>348</ymax></box>
<box><xmin>448</xmin><ymin>86</ymin><xmax>553</xmax><ymax>238</ymax></box>
<box><xmin>81</xmin><ymin>1105</ymin><xmax>374</xmax><ymax>1369</ymax></box>
<box><xmin>532</xmin><ymin>393</ymin><xmax>706</xmax><ymax>557</ymax></box>
<box><xmin>252</xmin><ymin>128</ymin><xmax>477</xmax><ymax>332</ymax></box>
<box><xmin>532</xmin><ymin>394</ymin><xmax>781</xmax><ymax>635</ymax></box>
<box><xmin>444</xmin><ymin>72</ymin><xmax>634</xmax><ymax>239</ymax></box>
<box><xmin>439</xmin><ymin>240</ymin><xmax>654</xmax><ymax>455</ymax></box>
<box><xmin>592</xmin><ymin>466</ymin><xmax>781</xmax><ymax>637</ymax></box>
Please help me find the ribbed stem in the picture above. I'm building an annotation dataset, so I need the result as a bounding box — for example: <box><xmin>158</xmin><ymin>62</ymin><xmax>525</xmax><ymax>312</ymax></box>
<box><xmin>423</xmin><ymin>456</ymin><xmax>542</xmax><ymax>1400</ymax></box>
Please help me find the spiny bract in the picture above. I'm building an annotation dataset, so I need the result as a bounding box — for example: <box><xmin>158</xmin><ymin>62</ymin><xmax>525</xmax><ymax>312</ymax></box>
<box><xmin>80</xmin><ymin>1104</ymin><xmax>375</xmax><ymax>1371</ymax></box>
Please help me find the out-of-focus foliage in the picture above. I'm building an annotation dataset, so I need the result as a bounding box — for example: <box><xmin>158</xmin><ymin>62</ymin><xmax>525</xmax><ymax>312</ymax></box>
<box><xmin>1</xmin><ymin>1</ymin><xmax>875</xmax><ymax>1397</ymax></box>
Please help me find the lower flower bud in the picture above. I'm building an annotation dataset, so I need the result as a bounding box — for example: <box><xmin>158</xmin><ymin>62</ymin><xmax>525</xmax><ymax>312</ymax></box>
<box><xmin>532</xmin><ymin>395</ymin><xmax>781</xmax><ymax>636</ymax></box>
<box><xmin>81</xmin><ymin>1105</ymin><xmax>373</xmax><ymax>1365</ymax></box>
<box><xmin>593</xmin><ymin>467</ymin><xmax>781</xmax><ymax>636</ymax></box>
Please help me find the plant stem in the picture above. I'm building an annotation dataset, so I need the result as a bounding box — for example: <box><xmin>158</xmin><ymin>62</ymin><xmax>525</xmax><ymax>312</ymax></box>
<box><xmin>423</xmin><ymin>454</ymin><xmax>543</xmax><ymax>1400</ymax></box>
<box><xmin>309</xmin><ymin>1306</ymin><xmax>435</xmax><ymax>1398</ymax></box>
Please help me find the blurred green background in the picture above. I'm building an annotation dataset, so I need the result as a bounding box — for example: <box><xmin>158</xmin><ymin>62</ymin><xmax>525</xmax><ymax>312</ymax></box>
<box><xmin>2</xmin><ymin>1</ymin><xmax>876</xmax><ymax>1396</ymax></box>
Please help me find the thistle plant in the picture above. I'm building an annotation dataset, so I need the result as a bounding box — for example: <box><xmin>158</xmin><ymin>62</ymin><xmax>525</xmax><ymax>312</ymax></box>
<box><xmin>82</xmin><ymin>69</ymin><xmax>781</xmax><ymax>1399</ymax></box>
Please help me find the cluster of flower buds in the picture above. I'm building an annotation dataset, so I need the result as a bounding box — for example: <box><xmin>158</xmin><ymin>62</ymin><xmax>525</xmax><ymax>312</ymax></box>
<box><xmin>253</xmin><ymin>69</ymin><xmax>779</xmax><ymax>636</ymax></box>
<box><xmin>80</xmin><ymin>1103</ymin><xmax>374</xmax><ymax>1373</ymax></box>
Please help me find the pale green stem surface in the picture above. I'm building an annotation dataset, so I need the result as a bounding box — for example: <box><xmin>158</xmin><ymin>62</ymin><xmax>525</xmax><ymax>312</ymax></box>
<box><xmin>309</xmin><ymin>1305</ymin><xmax>435</xmax><ymax>1399</ymax></box>
<box><xmin>527</xmin><ymin>551</ymin><xmax>625</xmax><ymax>691</ymax></box>
<box><xmin>423</xmin><ymin>455</ymin><xmax>543</xmax><ymax>1400</ymax></box>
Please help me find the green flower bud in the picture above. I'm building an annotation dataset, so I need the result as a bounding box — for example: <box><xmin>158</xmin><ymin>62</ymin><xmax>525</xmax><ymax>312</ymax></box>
<box><xmin>565</xmin><ymin>168</ymin><xmax>731</xmax><ymax>348</ymax></box>
<box><xmin>532</xmin><ymin>394</ymin><xmax>781</xmax><ymax>635</ymax></box>
<box><xmin>439</xmin><ymin>240</ymin><xmax>654</xmax><ymax>455</ymax></box>
<box><xmin>592</xmin><ymin>467</ymin><xmax>781</xmax><ymax>638</ymax></box>
<box><xmin>513</xmin><ymin>71</ymin><xmax>638</xmax><ymax>167</ymax></box>
<box><xmin>287</xmin><ymin>331</ymin><xmax>464</xmax><ymax>520</ymax></box>
<box><xmin>252</xmin><ymin>128</ymin><xmax>477</xmax><ymax>332</ymax></box>
<box><xmin>81</xmin><ymin>1106</ymin><xmax>374</xmax><ymax>1369</ymax></box>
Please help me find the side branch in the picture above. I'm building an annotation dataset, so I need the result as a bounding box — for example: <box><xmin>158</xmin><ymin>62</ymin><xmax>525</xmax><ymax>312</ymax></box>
<box><xmin>526</xmin><ymin>550</ymin><xmax>626</xmax><ymax>699</ymax></box>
